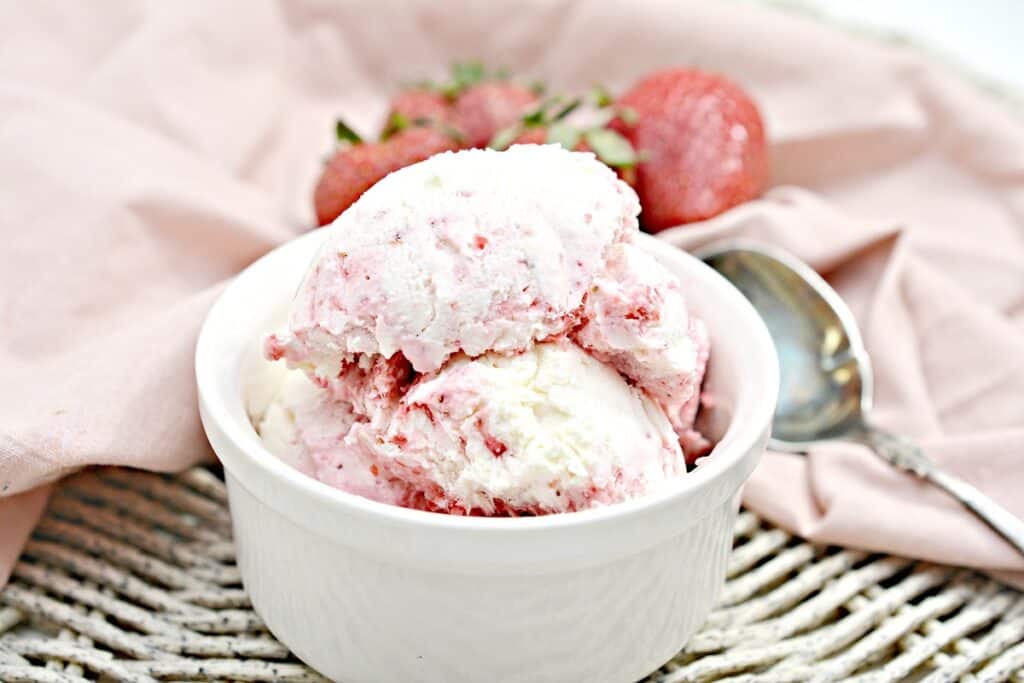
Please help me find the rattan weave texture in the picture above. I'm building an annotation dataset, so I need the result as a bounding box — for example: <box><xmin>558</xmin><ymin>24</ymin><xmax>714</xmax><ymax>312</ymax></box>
<box><xmin>1</xmin><ymin>468</ymin><xmax>1021</xmax><ymax>682</ymax></box>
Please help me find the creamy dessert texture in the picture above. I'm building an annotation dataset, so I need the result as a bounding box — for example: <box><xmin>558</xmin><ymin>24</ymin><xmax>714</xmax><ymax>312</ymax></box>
<box><xmin>250</xmin><ymin>145</ymin><xmax>711</xmax><ymax>515</ymax></box>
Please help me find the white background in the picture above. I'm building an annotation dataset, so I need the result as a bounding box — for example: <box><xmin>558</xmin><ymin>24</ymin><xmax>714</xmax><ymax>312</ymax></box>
<box><xmin>792</xmin><ymin>0</ymin><xmax>1024</xmax><ymax>95</ymax></box>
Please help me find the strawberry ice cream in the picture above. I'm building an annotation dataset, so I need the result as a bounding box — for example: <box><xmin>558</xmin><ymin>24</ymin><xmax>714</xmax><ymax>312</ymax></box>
<box><xmin>573</xmin><ymin>241</ymin><xmax>711</xmax><ymax>455</ymax></box>
<box><xmin>358</xmin><ymin>341</ymin><xmax>687</xmax><ymax>513</ymax></box>
<box><xmin>267</xmin><ymin>144</ymin><xmax>637</xmax><ymax>377</ymax></box>
<box><xmin>253</xmin><ymin>145</ymin><xmax>711</xmax><ymax>515</ymax></box>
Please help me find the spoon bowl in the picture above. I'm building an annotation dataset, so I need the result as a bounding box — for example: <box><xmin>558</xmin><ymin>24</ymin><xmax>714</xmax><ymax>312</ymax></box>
<box><xmin>698</xmin><ymin>241</ymin><xmax>872</xmax><ymax>450</ymax></box>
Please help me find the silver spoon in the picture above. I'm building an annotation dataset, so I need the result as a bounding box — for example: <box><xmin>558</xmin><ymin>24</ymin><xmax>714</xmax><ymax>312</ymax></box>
<box><xmin>698</xmin><ymin>239</ymin><xmax>1024</xmax><ymax>557</ymax></box>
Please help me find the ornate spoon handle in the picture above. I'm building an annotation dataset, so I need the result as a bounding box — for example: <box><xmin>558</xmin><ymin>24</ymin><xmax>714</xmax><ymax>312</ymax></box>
<box><xmin>859</xmin><ymin>425</ymin><xmax>1024</xmax><ymax>558</ymax></box>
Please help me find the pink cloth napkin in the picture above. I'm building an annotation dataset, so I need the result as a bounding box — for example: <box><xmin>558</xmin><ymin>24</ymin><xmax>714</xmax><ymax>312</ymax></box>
<box><xmin>2</xmin><ymin>1</ymin><xmax>1022</xmax><ymax>587</ymax></box>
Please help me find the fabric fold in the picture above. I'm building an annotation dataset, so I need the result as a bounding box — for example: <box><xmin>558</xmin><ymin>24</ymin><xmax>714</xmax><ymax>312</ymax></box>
<box><xmin>662</xmin><ymin>188</ymin><xmax>1024</xmax><ymax>586</ymax></box>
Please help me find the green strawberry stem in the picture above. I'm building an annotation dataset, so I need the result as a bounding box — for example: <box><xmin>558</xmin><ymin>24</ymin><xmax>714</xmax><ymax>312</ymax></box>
<box><xmin>335</xmin><ymin>119</ymin><xmax>363</xmax><ymax>145</ymax></box>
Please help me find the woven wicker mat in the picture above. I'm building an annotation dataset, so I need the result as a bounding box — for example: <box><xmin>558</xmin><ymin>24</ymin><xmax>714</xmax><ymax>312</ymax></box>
<box><xmin>1</xmin><ymin>468</ymin><xmax>1022</xmax><ymax>682</ymax></box>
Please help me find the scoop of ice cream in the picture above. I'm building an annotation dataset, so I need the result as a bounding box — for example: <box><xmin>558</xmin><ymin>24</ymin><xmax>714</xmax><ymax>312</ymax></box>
<box><xmin>266</xmin><ymin>145</ymin><xmax>640</xmax><ymax>377</ymax></box>
<box><xmin>256</xmin><ymin>341</ymin><xmax>684</xmax><ymax>515</ymax></box>
<box><xmin>375</xmin><ymin>342</ymin><xmax>683</xmax><ymax>515</ymax></box>
<box><xmin>572</xmin><ymin>242</ymin><xmax>710</xmax><ymax>448</ymax></box>
<box><xmin>254</xmin><ymin>144</ymin><xmax>714</xmax><ymax>514</ymax></box>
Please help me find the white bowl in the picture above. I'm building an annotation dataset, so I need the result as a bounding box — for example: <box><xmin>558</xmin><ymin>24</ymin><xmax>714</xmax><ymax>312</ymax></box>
<box><xmin>196</xmin><ymin>230</ymin><xmax>778</xmax><ymax>683</ymax></box>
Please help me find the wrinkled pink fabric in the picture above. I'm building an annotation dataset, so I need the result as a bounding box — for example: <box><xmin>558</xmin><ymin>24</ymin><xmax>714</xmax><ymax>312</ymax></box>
<box><xmin>1</xmin><ymin>1</ymin><xmax>1022</xmax><ymax>588</ymax></box>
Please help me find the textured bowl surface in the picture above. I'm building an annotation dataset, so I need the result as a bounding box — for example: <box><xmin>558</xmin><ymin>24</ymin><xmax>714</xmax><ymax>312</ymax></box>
<box><xmin>196</xmin><ymin>229</ymin><xmax>778</xmax><ymax>683</ymax></box>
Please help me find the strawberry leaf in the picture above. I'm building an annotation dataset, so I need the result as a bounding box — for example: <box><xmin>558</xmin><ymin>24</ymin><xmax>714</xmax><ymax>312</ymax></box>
<box><xmin>451</xmin><ymin>62</ymin><xmax>486</xmax><ymax>90</ymax></box>
<box><xmin>618</xmin><ymin>106</ymin><xmax>639</xmax><ymax>126</ymax></box>
<box><xmin>335</xmin><ymin>119</ymin><xmax>363</xmax><ymax>145</ymax></box>
<box><xmin>489</xmin><ymin>124</ymin><xmax>521</xmax><ymax>151</ymax></box>
<box><xmin>381</xmin><ymin>112</ymin><xmax>409</xmax><ymax>140</ymax></box>
<box><xmin>552</xmin><ymin>98</ymin><xmax>582</xmax><ymax>122</ymax></box>
<box><xmin>522</xmin><ymin>101</ymin><xmax>549</xmax><ymax>128</ymax></box>
<box><xmin>546</xmin><ymin>122</ymin><xmax>581</xmax><ymax>150</ymax></box>
<box><xmin>587</xmin><ymin>108</ymin><xmax>616</xmax><ymax>130</ymax></box>
<box><xmin>440</xmin><ymin>83</ymin><xmax>461</xmax><ymax>100</ymax></box>
<box><xmin>584</xmin><ymin>129</ymin><xmax>637</xmax><ymax>166</ymax></box>
<box><xmin>590</xmin><ymin>84</ymin><xmax>614</xmax><ymax>108</ymax></box>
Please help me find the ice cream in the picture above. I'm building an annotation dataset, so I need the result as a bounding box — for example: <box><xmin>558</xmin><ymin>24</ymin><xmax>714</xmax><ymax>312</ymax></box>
<box><xmin>573</xmin><ymin>241</ymin><xmax>711</xmax><ymax>455</ymax></box>
<box><xmin>368</xmin><ymin>341</ymin><xmax>685</xmax><ymax>513</ymax></box>
<box><xmin>253</xmin><ymin>144</ymin><xmax>711</xmax><ymax>515</ymax></box>
<box><xmin>266</xmin><ymin>144</ymin><xmax>637</xmax><ymax>377</ymax></box>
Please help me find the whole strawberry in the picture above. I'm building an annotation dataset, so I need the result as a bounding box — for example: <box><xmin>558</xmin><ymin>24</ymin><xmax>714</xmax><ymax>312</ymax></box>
<box><xmin>453</xmin><ymin>81</ymin><xmax>539</xmax><ymax>148</ymax></box>
<box><xmin>616</xmin><ymin>68</ymin><xmax>768</xmax><ymax>231</ymax></box>
<box><xmin>314</xmin><ymin>126</ymin><xmax>459</xmax><ymax>226</ymax></box>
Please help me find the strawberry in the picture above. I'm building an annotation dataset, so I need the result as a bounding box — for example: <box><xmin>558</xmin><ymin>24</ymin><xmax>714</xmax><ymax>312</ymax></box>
<box><xmin>381</xmin><ymin>63</ymin><xmax>539</xmax><ymax>148</ymax></box>
<box><xmin>382</xmin><ymin>89</ymin><xmax>452</xmax><ymax>137</ymax></box>
<box><xmin>314</xmin><ymin>126</ymin><xmax>459</xmax><ymax>226</ymax></box>
<box><xmin>615</xmin><ymin>68</ymin><xmax>768</xmax><ymax>231</ymax></box>
<box><xmin>452</xmin><ymin>82</ymin><xmax>539</xmax><ymax>147</ymax></box>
